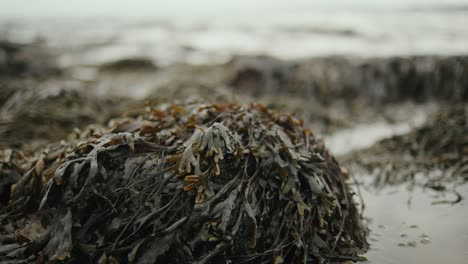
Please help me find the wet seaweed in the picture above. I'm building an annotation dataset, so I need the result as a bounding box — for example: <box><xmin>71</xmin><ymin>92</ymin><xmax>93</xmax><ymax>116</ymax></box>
<box><xmin>0</xmin><ymin>103</ymin><xmax>368</xmax><ymax>263</ymax></box>
<box><xmin>0</xmin><ymin>86</ymin><xmax>135</xmax><ymax>150</ymax></box>
<box><xmin>98</xmin><ymin>58</ymin><xmax>157</xmax><ymax>72</ymax></box>
<box><xmin>345</xmin><ymin>104</ymin><xmax>467</xmax><ymax>191</ymax></box>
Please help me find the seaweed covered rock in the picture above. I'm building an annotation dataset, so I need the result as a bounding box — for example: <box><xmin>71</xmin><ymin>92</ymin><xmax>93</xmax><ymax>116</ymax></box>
<box><xmin>0</xmin><ymin>103</ymin><xmax>368</xmax><ymax>263</ymax></box>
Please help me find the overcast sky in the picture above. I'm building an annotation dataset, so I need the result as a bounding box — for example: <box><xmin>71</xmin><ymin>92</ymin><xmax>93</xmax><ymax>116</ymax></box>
<box><xmin>2</xmin><ymin>0</ymin><xmax>467</xmax><ymax>18</ymax></box>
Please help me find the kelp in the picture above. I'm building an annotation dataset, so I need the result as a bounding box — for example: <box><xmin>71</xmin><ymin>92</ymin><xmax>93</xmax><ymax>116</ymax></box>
<box><xmin>0</xmin><ymin>102</ymin><xmax>368</xmax><ymax>263</ymax></box>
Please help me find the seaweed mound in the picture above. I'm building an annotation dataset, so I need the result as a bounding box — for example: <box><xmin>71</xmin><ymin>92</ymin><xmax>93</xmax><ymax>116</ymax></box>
<box><xmin>0</xmin><ymin>103</ymin><xmax>368</xmax><ymax>263</ymax></box>
<box><xmin>346</xmin><ymin>103</ymin><xmax>467</xmax><ymax>188</ymax></box>
<box><xmin>0</xmin><ymin>86</ymin><xmax>132</xmax><ymax>149</ymax></box>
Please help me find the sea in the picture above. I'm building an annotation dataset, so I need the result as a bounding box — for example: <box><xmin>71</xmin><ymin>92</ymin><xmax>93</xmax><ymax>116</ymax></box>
<box><xmin>1</xmin><ymin>0</ymin><xmax>468</xmax><ymax>67</ymax></box>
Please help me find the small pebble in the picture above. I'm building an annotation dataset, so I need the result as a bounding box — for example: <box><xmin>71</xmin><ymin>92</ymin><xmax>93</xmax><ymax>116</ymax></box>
<box><xmin>420</xmin><ymin>233</ymin><xmax>430</xmax><ymax>238</ymax></box>
<box><xmin>420</xmin><ymin>238</ymin><xmax>431</xmax><ymax>244</ymax></box>
<box><xmin>407</xmin><ymin>241</ymin><xmax>417</xmax><ymax>247</ymax></box>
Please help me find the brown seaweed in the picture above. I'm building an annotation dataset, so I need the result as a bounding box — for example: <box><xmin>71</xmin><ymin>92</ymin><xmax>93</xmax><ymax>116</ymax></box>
<box><xmin>0</xmin><ymin>102</ymin><xmax>368</xmax><ymax>263</ymax></box>
<box><xmin>344</xmin><ymin>103</ymin><xmax>468</xmax><ymax>190</ymax></box>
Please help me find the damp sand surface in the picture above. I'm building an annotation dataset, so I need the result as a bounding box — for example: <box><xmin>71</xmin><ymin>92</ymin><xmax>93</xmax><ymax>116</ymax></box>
<box><xmin>357</xmin><ymin>183</ymin><xmax>468</xmax><ymax>264</ymax></box>
<box><xmin>324</xmin><ymin>107</ymin><xmax>467</xmax><ymax>264</ymax></box>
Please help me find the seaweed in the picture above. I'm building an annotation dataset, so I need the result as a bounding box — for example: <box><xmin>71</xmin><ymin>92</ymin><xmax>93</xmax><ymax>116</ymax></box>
<box><xmin>345</xmin><ymin>103</ymin><xmax>467</xmax><ymax>190</ymax></box>
<box><xmin>98</xmin><ymin>58</ymin><xmax>157</xmax><ymax>72</ymax></box>
<box><xmin>0</xmin><ymin>102</ymin><xmax>368</xmax><ymax>263</ymax></box>
<box><xmin>0</xmin><ymin>87</ymin><xmax>135</xmax><ymax>150</ymax></box>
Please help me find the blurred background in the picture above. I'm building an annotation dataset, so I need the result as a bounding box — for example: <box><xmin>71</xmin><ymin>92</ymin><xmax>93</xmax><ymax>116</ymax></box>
<box><xmin>2</xmin><ymin>0</ymin><xmax>468</xmax><ymax>66</ymax></box>
<box><xmin>1</xmin><ymin>1</ymin><xmax>467</xmax><ymax>263</ymax></box>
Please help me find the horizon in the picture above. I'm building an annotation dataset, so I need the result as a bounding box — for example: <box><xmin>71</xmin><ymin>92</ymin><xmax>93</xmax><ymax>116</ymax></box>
<box><xmin>2</xmin><ymin>0</ymin><xmax>468</xmax><ymax>19</ymax></box>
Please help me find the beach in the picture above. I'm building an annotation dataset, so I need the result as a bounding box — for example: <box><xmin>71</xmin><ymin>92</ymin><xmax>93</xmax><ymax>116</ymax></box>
<box><xmin>1</xmin><ymin>1</ymin><xmax>468</xmax><ymax>263</ymax></box>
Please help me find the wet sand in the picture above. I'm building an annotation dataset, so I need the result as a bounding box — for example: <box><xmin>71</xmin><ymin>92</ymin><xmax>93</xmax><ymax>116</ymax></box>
<box><xmin>362</xmin><ymin>184</ymin><xmax>468</xmax><ymax>264</ymax></box>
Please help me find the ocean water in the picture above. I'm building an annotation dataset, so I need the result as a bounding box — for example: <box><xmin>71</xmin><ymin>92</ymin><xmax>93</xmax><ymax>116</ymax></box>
<box><xmin>1</xmin><ymin>0</ymin><xmax>468</xmax><ymax>66</ymax></box>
